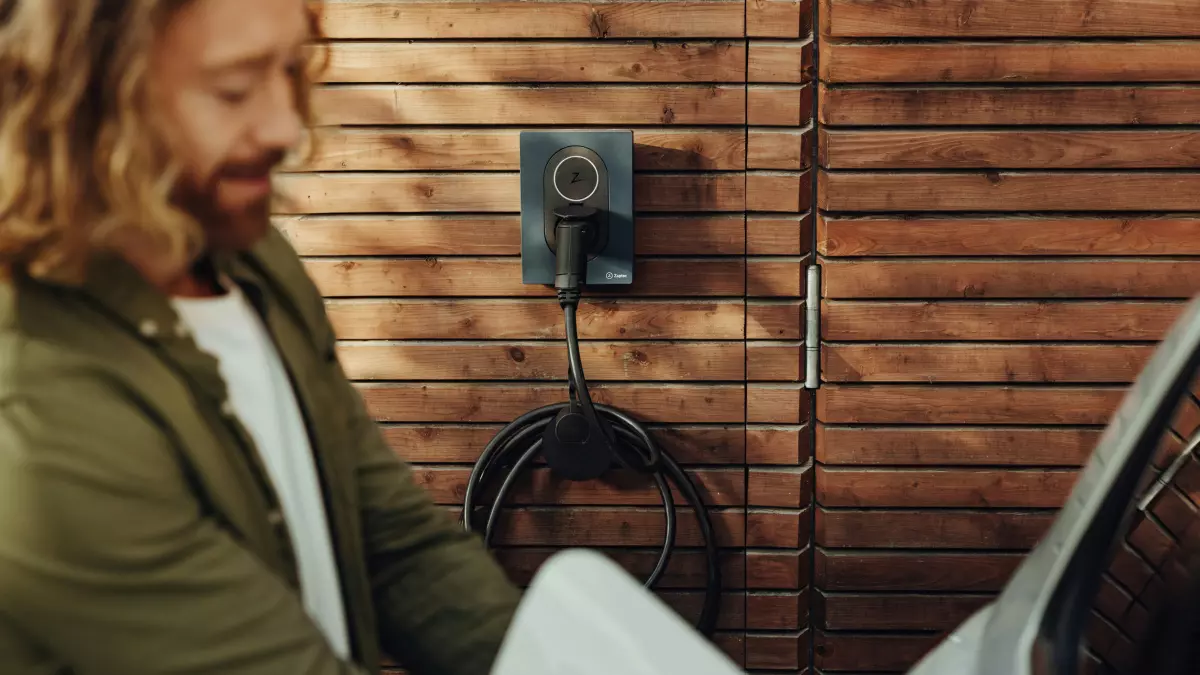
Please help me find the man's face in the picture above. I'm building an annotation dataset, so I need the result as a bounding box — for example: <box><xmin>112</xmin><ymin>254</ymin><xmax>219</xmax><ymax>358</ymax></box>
<box><xmin>150</xmin><ymin>0</ymin><xmax>310</xmax><ymax>252</ymax></box>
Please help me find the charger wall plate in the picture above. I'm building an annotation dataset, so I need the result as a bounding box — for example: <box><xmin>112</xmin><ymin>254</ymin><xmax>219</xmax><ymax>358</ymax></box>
<box><xmin>518</xmin><ymin>130</ymin><xmax>634</xmax><ymax>286</ymax></box>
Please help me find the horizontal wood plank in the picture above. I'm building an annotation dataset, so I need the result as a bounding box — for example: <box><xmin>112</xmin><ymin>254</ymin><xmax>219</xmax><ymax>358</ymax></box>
<box><xmin>494</xmin><ymin>548</ymin><xmax>745</xmax><ymax>588</ymax></box>
<box><xmin>319</xmin><ymin>1</ymin><xmax>746</xmax><ymax>39</ymax></box>
<box><xmin>817</xmin><ymin>385</ymin><xmax>1124</xmax><ymax>425</ymax></box>
<box><xmin>748</xmin><ymin>129</ymin><xmax>812</xmax><ymax>171</ymax></box>
<box><xmin>819</xmin><ymin>171</ymin><xmax>1200</xmax><ymax>212</ymax></box>
<box><xmin>823</xmin><ymin>344</ymin><xmax>1153</xmax><ymax>383</ymax></box>
<box><xmin>747</xmin><ymin>426</ymin><xmax>812</xmax><ymax>466</ymax></box>
<box><xmin>815</xmin><ymin>632</ymin><xmax>942</xmax><ymax>672</ymax></box>
<box><xmin>340</xmin><ymin>341</ymin><xmax>746</xmax><ymax>381</ymax></box>
<box><xmin>327</xmin><ymin>299</ymin><xmax>747</xmax><ymax>340</ymax></box>
<box><xmin>297</xmin><ymin>129</ymin><xmax>747</xmax><ymax>172</ymax></box>
<box><xmin>321</xmin><ymin>41</ymin><xmax>746</xmax><ymax>83</ymax></box>
<box><xmin>820</xmin><ymin>129</ymin><xmax>1200</xmax><ymax>170</ymax></box>
<box><xmin>816</xmin><ymin>467</ymin><xmax>1078</xmax><ymax>508</ymax></box>
<box><xmin>819</xmin><ymin>592</ymin><xmax>990</xmax><ymax>631</ymax></box>
<box><xmin>748</xmin><ymin>215</ymin><xmax>812</xmax><ymax>255</ymax></box>
<box><xmin>747</xmin><ymin>342</ymin><xmax>804</xmax><ymax>382</ymax></box>
<box><xmin>387</xmin><ymin>424</ymin><xmax>746</xmax><ymax>465</ymax></box>
<box><xmin>820</xmin><ymin>40</ymin><xmax>1200</xmax><ymax>84</ymax></box>
<box><xmin>359</xmin><ymin>382</ymin><xmax>747</xmax><ymax>423</ymax></box>
<box><xmin>277</xmin><ymin>172</ymin><xmax>747</xmax><ymax>213</ymax></box>
<box><xmin>748</xmin><ymin>85</ymin><xmax>814</xmax><ymax>126</ymax></box>
<box><xmin>454</xmin><ymin>505</ymin><xmax>746</xmax><ymax>547</ymax></box>
<box><xmin>824</xmin><ymin>0</ymin><xmax>1200</xmax><ymax>37</ymax></box>
<box><xmin>817</xmin><ymin>509</ymin><xmax>1055</xmax><ymax>549</ymax></box>
<box><xmin>419</xmin><ymin>466</ymin><xmax>745</xmax><ymax>506</ymax></box>
<box><xmin>307</xmin><ymin>258</ymin><xmax>746</xmax><ymax>297</ymax></box>
<box><xmin>279</xmin><ymin>215</ymin><xmax>746</xmax><ymax>256</ymax></box>
<box><xmin>819</xmin><ymin>84</ymin><xmax>1200</xmax><ymax>126</ymax></box>
<box><xmin>815</xmin><ymin>425</ymin><xmax>1101</xmax><ymax>467</ymax></box>
<box><xmin>748</xmin><ymin>300</ymin><xmax>803</xmax><ymax>340</ymax></box>
<box><xmin>747</xmin><ymin>0</ymin><xmax>810</xmax><ymax>38</ymax></box>
<box><xmin>821</xmin><ymin>300</ymin><xmax>1185</xmax><ymax>342</ymax></box>
<box><xmin>314</xmin><ymin>85</ymin><xmax>746</xmax><ymax>125</ymax></box>
<box><xmin>748</xmin><ymin>41</ymin><xmax>814</xmax><ymax>84</ymax></box>
<box><xmin>815</xmin><ymin>550</ymin><xmax>1023</xmax><ymax>592</ymax></box>
<box><xmin>817</xmin><ymin>215</ymin><xmax>1200</xmax><ymax>257</ymax></box>
<box><xmin>821</xmin><ymin>260</ymin><xmax>1200</xmax><ymax>300</ymax></box>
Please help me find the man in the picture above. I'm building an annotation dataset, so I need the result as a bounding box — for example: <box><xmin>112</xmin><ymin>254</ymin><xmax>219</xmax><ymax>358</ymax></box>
<box><xmin>0</xmin><ymin>1</ymin><xmax>522</xmax><ymax>674</ymax></box>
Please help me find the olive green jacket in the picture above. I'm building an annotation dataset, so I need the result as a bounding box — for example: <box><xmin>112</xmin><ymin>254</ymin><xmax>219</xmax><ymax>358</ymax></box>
<box><xmin>0</xmin><ymin>228</ymin><xmax>521</xmax><ymax>675</ymax></box>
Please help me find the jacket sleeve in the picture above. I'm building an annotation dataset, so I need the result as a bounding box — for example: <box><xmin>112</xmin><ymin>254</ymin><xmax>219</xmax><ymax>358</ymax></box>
<box><xmin>330</xmin><ymin>355</ymin><xmax>522</xmax><ymax>675</ymax></box>
<box><xmin>0</xmin><ymin>368</ymin><xmax>368</xmax><ymax>675</ymax></box>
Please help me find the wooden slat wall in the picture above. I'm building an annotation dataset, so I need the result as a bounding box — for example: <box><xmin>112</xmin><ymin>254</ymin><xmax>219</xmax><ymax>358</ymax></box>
<box><xmin>281</xmin><ymin>1</ymin><xmax>815</xmax><ymax>671</ymax></box>
<box><xmin>814</xmin><ymin>1</ymin><xmax>1200</xmax><ymax>673</ymax></box>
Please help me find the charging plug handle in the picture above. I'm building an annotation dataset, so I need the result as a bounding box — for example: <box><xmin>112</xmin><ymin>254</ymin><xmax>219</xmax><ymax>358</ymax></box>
<box><xmin>552</xmin><ymin>204</ymin><xmax>597</xmax><ymax>293</ymax></box>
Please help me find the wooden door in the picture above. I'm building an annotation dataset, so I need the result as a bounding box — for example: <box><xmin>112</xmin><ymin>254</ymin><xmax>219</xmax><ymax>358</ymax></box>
<box><xmin>280</xmin><ymin>1</ymin><xmax>819</xmax><ymax>672</ymax></box>
<box><xmin>814</xmin><ymin>1</ymin><xmax>1200</xmax><ymax>672</ymax></box>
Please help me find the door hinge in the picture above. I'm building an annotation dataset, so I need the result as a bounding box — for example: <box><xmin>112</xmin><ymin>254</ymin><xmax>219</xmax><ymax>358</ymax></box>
<box><xmin>804</xmin><ymin>263</ymin><xmax>821</xmax><ymax>390</ymax></box>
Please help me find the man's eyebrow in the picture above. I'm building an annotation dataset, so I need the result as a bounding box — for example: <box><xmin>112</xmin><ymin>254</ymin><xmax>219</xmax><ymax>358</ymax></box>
<box><xmin>203</xmin><ymin>51</ymin><xmax>276</xmax><ymax>75</ymax></box>
<box><xmin>203</xmin><ymin>33</ymin><xmax>310</xmax><ymax>75</ymax></box>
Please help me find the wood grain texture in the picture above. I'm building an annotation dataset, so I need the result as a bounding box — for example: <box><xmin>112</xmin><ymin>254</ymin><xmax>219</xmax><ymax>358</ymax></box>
<box><xmin>307</xmin><ymin>258</ymin><xmax>747</xmax><ymax>297</ymax></box>
<box><xmin>748</xmin><ymin>215</ymin><xmax>812</xmax><ymax>255</ymax></box>
<box><xmin>817</xmin><ymin>509</ymin><xmax>1055</xmax><ymax>549</ymax></box>
<box><xmin>820</xmin><ymin>40</ymin><xmax>1200</xmax><ymax>83</ymax></box>
<box><xmin>821</xmin><ymin>260</ymin><xmax>1200</xmax><ymax>299</ymax></box>
<box><xmin>458</xmin><ymin>506</ymin><xmax>747</xmax><ymax>547</ymax></box>
<box><xmin>823</xmin><ymin>0</ymin><xmax>1200</xmax><ymax>37</ymax></box>
<box><xmin>815</xmin><ymin>425</ymin><xmax>1102</xmax><ymax>467</ymax></box>
<box><xmin>820</xmin><ymin>129</ymin><xmax>1200</xmax><ymax>170</ymax></box>
<box><xmin>297</xmin><ymin>128</ymin><xmax>748</xmax><ymax>172</ymax></box>
<box><xmin>815</xmin><ymin>632</ymin><xmax>942</xmax><ymax>672</ymax></box>
<box><xmin>359</xmin><ymin>382</ymin><xmax>747</xmax><ymax>423</ymax></box>
<box><xmin>321</xmin><ymin>41</ymin><xmax>746</xmax><ymax>83</ymax></box>
<box><xmin>817</xmin><ymin>385</ymin><xmax>1125</xmax><ymax>425</ymax></box>
<box><xmin>818</xmin><ymin>592</ymin><xmax>991</xmax><ymax>631</ymax></box>
<box><xmin>748</xmin><ymin>301</ymin><xmax>803</xmax><ymax>340</ymax></box>
<box><xmin>817</xmin><ymin>215</ymin><xmax>1200</xmax><ymax>257</ymax></box>
<box><xmin>822</xmin><ymin>343</ymin><xmax>1153</xmax><ymax>383</ymax></box>
<box><xmin>279</xmin><ymin>214</ymin><xmax>747</xmax><ymax>256</ymax></box>
<box><xmin>746</xmin><ymin>0</ymin><xmax>810</xmax><ymax>38</ymax></box>
<box><xmin>815</xmin><ymin>550</ymin><xmax>1023</xmax><ymax>592</ymax></box>
<box><xmin>386</xmin><ymin>424</ymin><xmax>746</xmax><ymax>465</ymax></box>
<box><xmin>819</xmin><ymin>84</ymin><xmax>1200</xmax><ymax>126</ymax></box>
<box><xmin>339</xmin><ymin>341</ymin><xmax>746</xmax><ymax>381</ymax></box>
<box><xmin>315</xmin><ymin>85</ymin><xmax>747</xmax><ymax>125</ymax></box>
<box><xmin>417</xmin><ymin>466</ymin><xmax>746</xmax><ymax>506</ymax></box>
<box><xmin>494</xmin><ymin>548</ymin><xmax>746</xmax><ymax>588</ymax></box>
<box><xmin>748</xmin><ymin>129</ymin><xmax>812</xmax><ymax>170</ymax></box>
<box><xmin>817</xmin><ymin>467</ymin><xmax>1078</xmax><ymax>508</ymax></box>
<box><xmin>821</xmin><ymin>300</ymin><xmax>1186</xmax><ymax>342</ymax></box>
<box><xmin>327</xmin><ymin>299</ymin><xmax>748</xmax><ymax>340</ymax></box>
<box><xmin>819</xmin><ymin>171</ymin><xmax>1200</xmax><ymax>212</ymax></box>
<box><xmin>748</xmin><ymin>85</ymin><xmax>814</xmax><ymax>126</ymax></box>
<box><xmin>319</xmin><ymin>1</ymin><xmax>747</xmax><ymax>39</ymax></box>
<box><xmin>277</xmin><ymin>172</ymin><xmax>748</xmax><ymax>213</ymax></box>
<box><xmin>748</xmin><ymin>41</ymin><xmax>814</xmax><ymax>83</ymax></box>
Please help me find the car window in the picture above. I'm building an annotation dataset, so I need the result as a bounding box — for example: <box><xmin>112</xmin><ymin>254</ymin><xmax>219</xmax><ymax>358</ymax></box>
<box><xmin>1076</xmin><ymin>367</ymin><xmax>1200</xmax><ymax>674</ymax></box>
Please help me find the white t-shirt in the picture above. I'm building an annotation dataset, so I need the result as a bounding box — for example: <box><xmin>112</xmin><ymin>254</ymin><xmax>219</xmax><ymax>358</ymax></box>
<box><xmin>172</xmin><ymin>284</ymin><xmax>351</xmax><ymax>658</ymax></box>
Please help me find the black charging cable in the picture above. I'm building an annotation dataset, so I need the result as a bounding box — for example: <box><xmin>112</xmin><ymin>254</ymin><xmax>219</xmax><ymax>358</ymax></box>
<box><xmin>462</xmin><ymin>204</ymin><xmax>723</xmax><ymax>636</ymax></box>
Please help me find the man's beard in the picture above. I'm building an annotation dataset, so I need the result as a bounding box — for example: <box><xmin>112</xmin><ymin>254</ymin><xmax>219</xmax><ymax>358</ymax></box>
<box><xmin>174</xmin><ymin>150</ymin><xmax>285</xmax><ymax>253</ymax></box>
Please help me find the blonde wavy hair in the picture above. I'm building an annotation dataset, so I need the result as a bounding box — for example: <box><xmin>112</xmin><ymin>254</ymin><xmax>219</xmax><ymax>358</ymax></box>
<box><xmin>0</xmin><ymin>0</ymin><xmax>323</xmax><ymax>285</ymax></box>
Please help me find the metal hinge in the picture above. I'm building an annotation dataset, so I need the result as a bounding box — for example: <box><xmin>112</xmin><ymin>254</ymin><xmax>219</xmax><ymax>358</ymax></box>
<box><xmin>804</xmin><ymin>264</ymin><xmax>821</xmax><ymax>390</ymax></box>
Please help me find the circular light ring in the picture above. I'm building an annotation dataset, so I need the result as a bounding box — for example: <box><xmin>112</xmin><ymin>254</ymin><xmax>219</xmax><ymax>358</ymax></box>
<box><xmin>552</xmin><ymin>154</ymin><xmax>600</xmax><ymax>203</ymax></box>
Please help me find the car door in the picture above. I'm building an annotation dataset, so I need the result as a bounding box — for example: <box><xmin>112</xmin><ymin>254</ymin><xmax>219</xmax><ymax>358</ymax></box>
<box><xmin>909</xmin><ymin>294</ymin><xmax>1200</xmax><ymax>675</ymax></box>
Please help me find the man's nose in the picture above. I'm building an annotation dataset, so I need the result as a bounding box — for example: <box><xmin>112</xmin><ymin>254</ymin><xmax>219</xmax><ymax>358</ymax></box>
<box><xmin>253</xmin><ymin>73</ymin><xmax>304</xmax><ymax>152</ymax></box>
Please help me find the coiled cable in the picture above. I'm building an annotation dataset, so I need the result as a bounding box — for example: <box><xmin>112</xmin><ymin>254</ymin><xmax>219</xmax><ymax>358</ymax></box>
<box><xmin>461</xmin><ymin>292</ymin><xmax>723</xmax><ymax>636</ymax></box>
